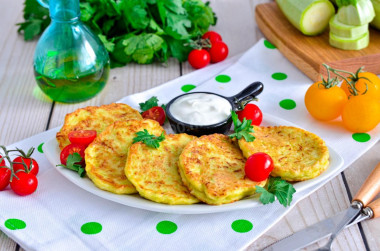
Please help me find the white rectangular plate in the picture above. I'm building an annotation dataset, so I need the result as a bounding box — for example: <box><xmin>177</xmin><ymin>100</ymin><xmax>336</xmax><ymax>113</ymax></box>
<box><xmin>44</xmin><ymin>113</ymin><xmax>343</xmax><ymax>214</ymax></box>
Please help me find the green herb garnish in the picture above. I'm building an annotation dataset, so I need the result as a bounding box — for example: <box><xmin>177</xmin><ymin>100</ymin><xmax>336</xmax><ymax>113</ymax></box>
<box><xmin>255</xmin><ymin>177</ymin><xmax>296</xmax><ymax>207</ymax></box>
<box><xmin>56</xmin><ymin>153</ymin><xmax>86</xmax><ymax>177</ymax></box>
<box><xmin>139</xmin><ymin>96</ymin><xmax>160</xmax><ymax>112</ymax></box>
<box><xmin>133</xmin><ymin>130</ymin><xmax>165</xmax><ymax>148</ymax></box>
<box><xmin>229</xmin><ymin>111</ymin><xmax>255</xmax><ymax>142</ymax></box>
<box><xmin>18</xmin><ymin>0</ymin><xmax>217</xmax><ymax>66</ymax></box>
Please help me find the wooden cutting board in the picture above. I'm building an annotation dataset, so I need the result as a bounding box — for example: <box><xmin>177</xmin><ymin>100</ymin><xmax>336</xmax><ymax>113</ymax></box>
<box><xmin>255</xmin><ymin>2</ymin><xmax>380</xmax><ymax>82</ymax></box>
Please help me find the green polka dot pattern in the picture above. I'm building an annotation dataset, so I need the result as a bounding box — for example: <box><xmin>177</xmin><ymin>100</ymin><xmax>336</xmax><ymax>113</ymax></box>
<box><xmin>215</xmin><ymin>75</ymin><xmax>231</xmax><ymax>83</ymax></box>
<box><xmin>37</xmin><ymin>143</ymin><xmax>44</xmax><ymax>153</ymax></box>
<box><xmin>264</xmin><ymin>40</ymin><xmax>276</xmax><ymax>49</ymax></box>
<box><xmin>181</xmin><ymin>84</ymin><xmax>196</xmax><ymax>92</ymax></box>
<box><xmin>352</xmin><ymin>133</ymin><xmax>371</xmax><ymax>142</ymax></box>
<box><xmin>81</xmin><ymin>222</ymin><xmax>102</xmax><ymax>235</ymax></box>
<box><xmin>279</xmin><ymin>99</ymin><xmax>296</xmax><ymax>110</ymax></box>
<box><xmin>231</xmin><ymin>219</ymin><xmax>253</xmax><ymax>233</ymax></box>
<box><xmin>272</xmin><ymin>73</ymin><xmax>287</xmax><ymax>80</ymax></box>
<box><xmin>4</xmin><ymin>219</ymin><xmax>26</xmax><ymax>230</ymax></box>
<box><xmin>156</xmin><ymin>221</ymin><xmax>177</xmax><ymax>234</ymax></box>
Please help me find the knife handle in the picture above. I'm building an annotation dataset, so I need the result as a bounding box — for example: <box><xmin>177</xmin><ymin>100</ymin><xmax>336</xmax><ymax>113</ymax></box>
<box><xmin>353</xmin><ymin>162</ymin><xmax>380</xmax><ymax>206</ymax></box>
<box><xmin>363</xmin><ymin>197</ymin><xmax>380</xmax><ymax>219</ymax></box>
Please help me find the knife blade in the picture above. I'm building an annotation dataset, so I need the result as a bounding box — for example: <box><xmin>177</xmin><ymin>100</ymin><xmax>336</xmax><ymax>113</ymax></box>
<box><xmin>262</xmin><ymin>210</ymin><xmax>369</xmax><ymax>251</ymax></box>
<box><xmin>263</xmin><ymin>162</ymin><xmax>380</xmax><ymax>251</ymax></box>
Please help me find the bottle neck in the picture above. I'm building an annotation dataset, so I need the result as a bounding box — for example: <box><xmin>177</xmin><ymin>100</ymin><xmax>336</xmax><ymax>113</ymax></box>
<box><xmin>49</xmin><ymin>0</ymin><xmax>80</xmax><ymax>22</ymax></box>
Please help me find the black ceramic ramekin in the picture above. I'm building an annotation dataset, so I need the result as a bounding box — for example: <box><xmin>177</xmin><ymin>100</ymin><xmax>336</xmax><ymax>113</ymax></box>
<box><xmin>165</xmin><ymin>81</ymin><xmax>264</xmax><ymax>136</ymax></box>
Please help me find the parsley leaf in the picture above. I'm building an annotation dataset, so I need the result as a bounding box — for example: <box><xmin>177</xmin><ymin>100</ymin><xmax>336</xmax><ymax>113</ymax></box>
<box><xmin>229</xmin><ymin>111</ymin><xmax>255</xmax><ymax>142</ymax></box>
<box><xmin>122</xmin><ymin>33</ymin><xmax>166</xmax><ymax>64</ymax></box>
<box><xmin>133</xmin><ymin>130</ymin><xmax>165</xmax><ymax>148</ymax></box>
<box><xmin>56</xmin><ymin>153</ymin><xmax>86</xmax><ymax>178</ymax></box>
<box><xmin>139</xmin><ymin>96</ymin><xmax>159</xmax><ymax>112</ymax></box>
<box><xmin>98</xmin><ymin>34</ymin><xmax>115</xmax><ymax>52</ymax></box>
<box><xmin>255</xmin><ymin>177</ymin><xmax>296</xmax><ymax>207</ymax></box>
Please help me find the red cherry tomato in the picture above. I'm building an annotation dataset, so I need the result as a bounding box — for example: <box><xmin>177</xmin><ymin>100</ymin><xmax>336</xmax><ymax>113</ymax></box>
<box><xmin>0</xmin><ymin>155</ymin><xmax>11</xmax><ymax>191</ymax></box>
<box><xmin>142</xmin><ymin>106</ymin><xmax>166</xmax><ymax>125</ymax></box>
<box><xmin>10</xmin><ymin>172</ymin><xmax>38</xmax><ymax>196</ymax></box>
<box><xmin>245</xmin><ymin>152</ymin><xmax>274</xmax><ymax>182</ymax></box>
<box><xmin>209</xmin><ymin>41</ymin><xmax>229</xmax><ymax>63</ymax></box>
<box><xmin>0</xmin><ymin>168</ymin><xmax>11</xmax><ymax>191</ymax></box>
<box><xmin>68</xmin><ymin>130</ymin><xmax>97</xmax><ymax>146</ymax></box>
<box><xmin>13</xmin><ymin>156</ymin><xmax>39</xmax><ymax>176</ymax></box>
<box><xmin>237</xmin><ymin>104</ymin><xmax>263</xmax><ymax>126</ymax></box>
<box><xmin>60</xmin><ymin>143</ymin><xmax>86</xmax><ymax>166</ymax></box>
<box><xmin>188</xmin><ymin>49</ymin><xmax>210</xmax><ymax>69</ymax></box>
<box><xmin>202</xmin><ymin>31</ymin><xmax>222</xmax><ymax>44</ymax></box>
<box><xmin>0</xmin><ymin>156</ymin><xmax>5</xmax><ymax>167</ymax></box>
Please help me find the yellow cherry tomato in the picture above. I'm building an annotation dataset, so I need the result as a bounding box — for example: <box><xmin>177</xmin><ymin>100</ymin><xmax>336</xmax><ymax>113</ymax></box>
<box><xmin>305</xmin><ymin>81</ymin><xmax>348</xmax><ymax>121</ymax></box>
<box><xmin>341</xmin><ymin>72</ymin><xmax>380</xmax><ymax>100</ymax></box>
<box><xmin>342</xmin><ymin>95</ymin><xmax>380</xmax><ymax>132</ymax></box>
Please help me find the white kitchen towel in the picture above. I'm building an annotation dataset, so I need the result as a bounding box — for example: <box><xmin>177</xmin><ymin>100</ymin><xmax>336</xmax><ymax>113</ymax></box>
<box><xmin>0</xmin><ymin>39</ymin><xmax>379</xmax><ymax>251</ymax></box>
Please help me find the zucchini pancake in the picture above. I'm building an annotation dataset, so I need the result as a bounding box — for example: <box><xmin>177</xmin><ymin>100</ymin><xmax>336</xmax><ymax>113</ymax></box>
<box><xmin>85</xmin><ymin>119</ymin><xmax>165</xmax><ymax>194</ymax></box>
<box><xmin>178</xmin><ymin>134</ymin><xmax>267</xmax><ymax>205</ymax></box>
<box><xmin>56</xmin><ymin>103</ymin><xmax>142</xmax><ymax>150</ymax></box>
<box><xmin>125</xmin><ymin>134</ymin><xmax>199</xmax><ymax>205</ymax></box>
<box><xmin>238</xmin><ymin>126</ymin><xmax>329</xmax><ymax>181</ymax></box>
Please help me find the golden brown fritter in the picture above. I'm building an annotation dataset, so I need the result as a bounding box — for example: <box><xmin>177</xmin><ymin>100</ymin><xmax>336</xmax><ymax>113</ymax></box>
<box><xmin>178</xmin><ymin>134</ymin><xmax>267</xmax><ymax>205</ymax></box>
<box><xmin>238</xmin><ymin>126</ymin><xmax>329</xmax><ymax>181</ymax></box>
<box><xmin>85</xmin><ymin>119</ymin><xmax>165</xmax><ymax>194</ymax></box>
<box><xmin>125</xmin><ymin>134</ymin><xmax>199</xmax><ymax>205</ymax></box>
<box><xmin>56</xmin><ymin>103</ymin><xmax>142</xmax><ymax>150</ymax></box>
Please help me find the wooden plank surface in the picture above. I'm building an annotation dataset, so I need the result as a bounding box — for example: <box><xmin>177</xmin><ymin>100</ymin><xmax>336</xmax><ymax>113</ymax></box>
<box><xmin>0</xmin><ymin>0</ymin><xmax>379</xmax><ymax>250</ymax></box>
<box><xmin>255</xmin><ymin>2</ymin><xmax>380</xmax><ymax>82</ymax></box>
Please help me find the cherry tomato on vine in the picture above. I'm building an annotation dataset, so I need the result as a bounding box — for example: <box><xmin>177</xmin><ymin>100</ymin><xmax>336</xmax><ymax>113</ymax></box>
<box><xmin>0</xmin><ymin>156</ymin><xmax>5</xmax><ymax>167</ymax></box>
<box><xmin>188</xmin><ymin>49</ymin><xmax>210</xmax><ymax>69</ymax></box>
<box><xmin>13</xmin><ymin>156</ymin><xmax>39</xmax><ymax>176</ymax></box>
<box><xmin>237</xmin><ymin>104</ymin><xmax>263</xmax><ymax>126</ymax></box>
<box><xmin>209</xmin><ymin>41</ymin><xmax>229</xmax><ymax>63</ymax></box>
<box><xmin>60</xmin><ymin>143</ymin><xmax>86</xmax><ymax>166</ymax></box>
<box><xmin>305</xmin><ymin>81</ymin><xmax>348</xmax><ymax>121</ymax></box>
<box><xmin>245</xmin><ymin>152</ymin><xmax>274</xmax><ymax>182</ymax></box>
<box><xmin>0</xmin><ymin>156</ymin><xmax>11</xmax><ymax>191</ymax></box>
<box><xmin>202</xmin><ymin>31</ymin><xmax>222</xmax><ymax>44</ymax></box>
<box><xmin>142</xmin><ymin>106</ymin><xmax>166</xmax><ymax>125</ymax></box>
<box><xmin>68</xmin><ymin>130</ymin><xmax>97</xmax><ymax>146</ymax></box>
<box><xmin>0</xmin><ymin>168</ymin><xmax>11</xmax><ymax>191</ymax></box>
<box><xmin>342</xmin><ymin>95</ymin><xmax>380</xmax><ymax>132</ymax></box>
<box><xmin>341</xmin><ymin>72</ymin><xmax>380</xmax><ymax>100</ymax></box>
<box><xmin>10</xmin><ymin>172</ymin><xmax>38</xmax><ymax>196</ymax></box>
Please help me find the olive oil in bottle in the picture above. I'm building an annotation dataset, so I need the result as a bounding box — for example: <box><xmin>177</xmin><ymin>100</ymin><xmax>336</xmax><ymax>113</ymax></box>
<box><xmin>34</xmin><ymin>60</ymin><xmax>109</xmax><ymax>103</ymax></box>
<box><xmin>33</xmin><ymin>0</ymin><xmax>110</xmax><ymax>103</ymax></box>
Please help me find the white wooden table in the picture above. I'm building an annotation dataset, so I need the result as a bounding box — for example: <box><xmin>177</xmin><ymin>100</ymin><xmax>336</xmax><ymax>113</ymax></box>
<box><xmin>1</xmin><ymin>0</ymin><xmax>379</xmax><ymax>250</ymax></box>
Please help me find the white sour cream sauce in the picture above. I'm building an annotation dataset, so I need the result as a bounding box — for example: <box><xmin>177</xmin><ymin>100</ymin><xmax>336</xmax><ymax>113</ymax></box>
<box><xmin>169</xmin><ymin>93</ymin><xmax>232</xmax><ymax>126</ymax></box>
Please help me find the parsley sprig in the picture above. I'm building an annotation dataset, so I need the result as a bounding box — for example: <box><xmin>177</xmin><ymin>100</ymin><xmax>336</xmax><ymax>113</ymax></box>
<box><xmin>56</xmin><ymin>153</ymin><xmax>86</xmax><ymax>178</ymax></box>
<box><xmin>229</xmin><ymin>111</ymin><xmax>255</xmax><ymax>142</ymax></box>
<box><xmin>255</xmin><ymin>177</ymin><xmax>296</xmax><ymax>207</ymax></box>
<box><xmin>133</xmin><ymin>130</ymin><xmax>165</xmax><ymax>148</ymax></box>
<box><xmin>139</xmin><ymin>96</ymin><xmax>167</xmax><ymax>112</ymax></box>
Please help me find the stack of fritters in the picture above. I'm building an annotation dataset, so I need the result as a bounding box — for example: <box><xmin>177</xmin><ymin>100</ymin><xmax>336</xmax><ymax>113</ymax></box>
<box><xmin>85</xmin><ymin>119</ymin><xmax>165</xmax><ymax>194</ymax></box>
<box><xmin>125</xmin><ymin>134</ymin><xmax>199</xmax><ymax>205</ymax></box>
<box><xmin>56</xmin><ymin>103</ymin><xmax>142</xmax><ymax>150</ymax></box>
<box><xmin>178</xmin><ymin>134</ymin><xmax>267</xmax><ymax>205</ymax></box>
<box><xmin>57</xmin><ymin>103</ymin><xmax>330</xmax><ymax>206</ymax></box>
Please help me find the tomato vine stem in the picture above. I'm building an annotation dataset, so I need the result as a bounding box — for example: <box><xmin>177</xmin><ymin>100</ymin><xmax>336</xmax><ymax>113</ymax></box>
<box><xmin>322</xmin><ymin>64</ymin><xmax>371</xmax><ymax>97</ymax></box>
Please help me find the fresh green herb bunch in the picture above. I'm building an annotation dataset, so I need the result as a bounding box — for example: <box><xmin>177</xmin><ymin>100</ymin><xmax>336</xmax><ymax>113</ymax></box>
<box><xmin>17</xmin><ymin>0</ymin><xmax>217</xmax><ymax>66</ymax></box>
